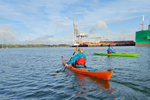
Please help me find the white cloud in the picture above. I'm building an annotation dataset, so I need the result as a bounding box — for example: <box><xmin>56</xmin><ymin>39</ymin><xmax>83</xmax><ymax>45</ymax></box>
<box><xmin>88</xmin><ymin>27</ymin><xmax>97</xmax><ymax>34</ymax></box>
<box><xmin>0</xmin><ymin>0</ymin><xmax>150</xmax><ymax>44</ymax></box>
<box><xmin>0</xmin><ymin>25</ymin><xmax>19</xmax><ymax>44</ymax></box>
<box><xmin>22</xmin><ymin>35</ymin><xmax>54</xmax><ymax>44</ymax></box>
<box><xmin>97</xmin><ymin>20</ymin><xmax>107</xmax><ymax>29</ymax></box>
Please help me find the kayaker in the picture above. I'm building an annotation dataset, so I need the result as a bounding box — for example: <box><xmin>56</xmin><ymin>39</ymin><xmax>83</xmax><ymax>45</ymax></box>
<box><xmin>107</xmin><ymin>45</ymin><xmax>115</xmax><ymax>54</ymax></box>
<box><xmin>65</xmin><ymin>47</ymin><xmax>87</xmax><ymax>68</ymax></box>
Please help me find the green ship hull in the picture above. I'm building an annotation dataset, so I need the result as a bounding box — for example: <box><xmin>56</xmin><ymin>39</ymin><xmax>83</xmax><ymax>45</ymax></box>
<box><xmin>94</xmin><ymin>53</ymin><xmax>140</xmax><ymax>57</ymax></box>
<box><xmin>135</xmin><ymin>30</ymin><xmax>150</xmax><ymax>46</ymax></box>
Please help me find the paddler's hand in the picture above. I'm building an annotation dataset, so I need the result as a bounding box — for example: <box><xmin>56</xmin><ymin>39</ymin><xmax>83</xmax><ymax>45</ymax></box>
<box><xmin>71</xmin><ymin>55</ymin><xmax>74</xmax><ymax>58</ymax></box>
<box><xmin>65</xmin><ymin>64</ymin><xmax>68</xmax><ymax>67</ymax></box>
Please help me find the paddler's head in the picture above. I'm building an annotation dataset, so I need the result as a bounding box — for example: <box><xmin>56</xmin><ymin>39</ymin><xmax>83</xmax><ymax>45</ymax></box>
<box><xmin>78</xmin><ymin>47</ymin><xmax>84</xmax><ymax>53</ymax></box>
<box><xmin>109</xmin><ymin>44</ymin><xmax>112</xmax><ymax>48</ymax></box>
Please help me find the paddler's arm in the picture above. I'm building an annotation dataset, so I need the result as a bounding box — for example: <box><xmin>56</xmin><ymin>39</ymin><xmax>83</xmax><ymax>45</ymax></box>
<box><xmin>85</xmin><ymin>55</ymin><xmax>87</xmax><ymax>61</ymax></box>
<box><xmin>65</xmin><ymin>55</ymin><xmax>79</xmax><ymax>67</ymax></box>
<box><xmin>111</xmin><ymin>48</ymin><xmax>115</xmax><ymax>53</ymax></box>
<box><xmin>107</xmin><ymin>48</ymin><xmax>110</xmax><ymax>53</ymax></box>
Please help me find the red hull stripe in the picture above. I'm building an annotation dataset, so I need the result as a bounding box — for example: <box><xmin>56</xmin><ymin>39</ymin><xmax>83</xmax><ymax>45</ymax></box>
<box><xmin>136</xmin><ymin>43</ymin><xmax>150</xmax><ymax>46</ymax></box>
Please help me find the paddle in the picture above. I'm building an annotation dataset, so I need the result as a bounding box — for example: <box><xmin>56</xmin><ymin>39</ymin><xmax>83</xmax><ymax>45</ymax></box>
<box><xmin>110</xmin><ymin>44</ymin><xmax>116</xmax><ymax>53</ymax></box>
<box><xmin>63</xmin><ymin>45</ymin><xmax>78</xmax><ymax>72</ymax></box>
<box><xmin>112</xmin><ymin>47</ymin><xmax>116</xmax><ymax>53</ymax></box>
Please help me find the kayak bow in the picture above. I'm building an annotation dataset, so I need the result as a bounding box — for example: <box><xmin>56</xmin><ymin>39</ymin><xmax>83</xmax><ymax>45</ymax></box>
<box><xmin>61</xmin><ymin>56</ymin><xmax>113</xmax><ymax>80</ymax></box>
<box><xmin>94</xmin><ymin>52</ymin><xmax>140</xmax><ymax>57</ymax></box>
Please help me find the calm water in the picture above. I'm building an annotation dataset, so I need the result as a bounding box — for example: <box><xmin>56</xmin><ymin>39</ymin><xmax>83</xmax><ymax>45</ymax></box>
<box><xmin>0</xmin><ymin>46</ymin><xmax>150</xmax><ymax>100</ymax></box>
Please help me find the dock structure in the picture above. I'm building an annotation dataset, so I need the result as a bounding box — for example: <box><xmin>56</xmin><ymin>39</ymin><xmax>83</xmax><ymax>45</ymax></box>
<box><xmin>71</xmin><ymin>41</ymin><xmax>135</xmax><ymax>47</ymax></box>
<box><xmin>72</xmin><ymin>21</ymin><xmax>135</xmax><ymax>47</ymax></box>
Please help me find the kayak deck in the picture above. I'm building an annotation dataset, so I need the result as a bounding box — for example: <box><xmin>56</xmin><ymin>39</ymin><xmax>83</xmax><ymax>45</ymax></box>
<box><xmin>94</xmin><ymin>52</ymin><xmax>140</xmax><ymax>57</ymax></box>
<box><xmin>61</xmin><ymin>56</ymin><xmax>113</xmax><ymax>80</ymax></box>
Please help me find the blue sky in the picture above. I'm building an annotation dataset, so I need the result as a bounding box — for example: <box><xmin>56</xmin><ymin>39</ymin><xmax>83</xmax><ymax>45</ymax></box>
<box><xmin>0</xmin><ymin>0</ymin><xmax>150</xmax><ymax>44</ymax></box>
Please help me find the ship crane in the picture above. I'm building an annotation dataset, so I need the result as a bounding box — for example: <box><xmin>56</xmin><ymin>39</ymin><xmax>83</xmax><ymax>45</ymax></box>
<box><xmin>73</xmin><ymin>21</ymin><xmax>88</xmax><ymax>44</ymax></box>
<box><xmin>72</xmin><ymin>21</ymin><xmax>111</xmax><ymax>45</ymax></box>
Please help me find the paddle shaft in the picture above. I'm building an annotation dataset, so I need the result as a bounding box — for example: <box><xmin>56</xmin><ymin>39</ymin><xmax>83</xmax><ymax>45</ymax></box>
<box><xmin>69</xmin><ymin>52</ymin><xmax>75</xmax><ymax>61</ymax></box>
<box><xmin>112</xmin><ymin>47</ymin><xmax>116</xmax><ymax>53</ymax></box>
<box><xmin>63</xmin><ymin>46</ymin><xmax>78</xmax><ymax>71</ymax></box>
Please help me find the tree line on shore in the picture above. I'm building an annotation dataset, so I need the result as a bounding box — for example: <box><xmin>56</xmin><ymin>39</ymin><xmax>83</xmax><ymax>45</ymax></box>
<box><xmin>0</xmin><ymin>44</ymin><xmax>70</xmax><ymax>48</ymax></box>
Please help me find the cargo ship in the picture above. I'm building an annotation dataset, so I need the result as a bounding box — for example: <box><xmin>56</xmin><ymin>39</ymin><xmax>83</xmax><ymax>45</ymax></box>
<box><xmin>135</xmin><ymin>16</ymin><xmax>150</xmax><ymax>46</ymax></box>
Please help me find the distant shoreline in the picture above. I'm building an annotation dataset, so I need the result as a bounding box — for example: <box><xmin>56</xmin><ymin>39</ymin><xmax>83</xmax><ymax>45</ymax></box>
<box><xmin>0</xmin><ymin>44</ymin><xmax>70</xmax><ymax>48</ymax></box>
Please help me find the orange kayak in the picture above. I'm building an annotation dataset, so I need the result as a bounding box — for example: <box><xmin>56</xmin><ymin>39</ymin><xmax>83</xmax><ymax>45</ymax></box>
<box><xmin>61</xmin><ymin>56</ymin><xmax>113</xmax><ymax>80</ymax></box>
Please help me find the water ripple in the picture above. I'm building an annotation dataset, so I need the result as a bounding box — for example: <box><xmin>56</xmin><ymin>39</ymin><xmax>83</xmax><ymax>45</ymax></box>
<box><xmin>0</xmin><ymin>47</ymin><xmax>150</xmax><ymax>100</ymax></box>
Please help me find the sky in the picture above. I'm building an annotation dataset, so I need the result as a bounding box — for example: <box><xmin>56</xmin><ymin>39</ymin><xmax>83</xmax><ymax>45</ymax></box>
<box><xmin>0</xmin><ymin>0</ymin><xmax>150</xmax><ymax>45</ymax></box>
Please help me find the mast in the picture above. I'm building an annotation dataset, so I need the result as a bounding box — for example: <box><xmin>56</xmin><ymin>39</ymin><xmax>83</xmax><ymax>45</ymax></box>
<box><xmin>148</xmin><ymin>21</ymin><xmax>150</xmax><ymax>30</ymax></box>
<box><xmin>142</xmin><ymin>15</ymin><xmax>144</xmax><ymax>30</ymax></box>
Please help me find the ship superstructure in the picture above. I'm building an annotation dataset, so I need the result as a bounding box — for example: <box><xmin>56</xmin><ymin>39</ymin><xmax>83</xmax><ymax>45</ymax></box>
<box><xmin>135</xmin><ymin>16</ymin><xmax>150</xmax><ymax>46</ymax></box>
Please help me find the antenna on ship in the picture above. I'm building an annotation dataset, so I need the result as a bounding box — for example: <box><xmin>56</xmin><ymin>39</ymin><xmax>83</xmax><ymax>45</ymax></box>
<box><xmin>141</xmin><ymin>15</ymin><xmax>144</xmax><ymax>30</ymax></box>
<box><xmin>148</xmin><ymin>21</ymin><xmax>150</xmax><ymax>30</ymax></box>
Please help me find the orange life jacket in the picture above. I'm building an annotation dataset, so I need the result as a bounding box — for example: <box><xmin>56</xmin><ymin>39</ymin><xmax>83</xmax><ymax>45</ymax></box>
<box><xmin>75</xmin><ymin>57</ymin><xmax>86</xmax><ymax>66</ymax></box>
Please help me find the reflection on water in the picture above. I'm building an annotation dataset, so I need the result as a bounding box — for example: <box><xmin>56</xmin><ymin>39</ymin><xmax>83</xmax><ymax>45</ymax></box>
<box><xmin>107</xmin><ymin>56</ymin><xmax>138</xmax><ymax>58</ymax></box>
<box><xmin>71</xmin><ymin>72</ymin><xmax>114</xmax><ymax>97</ymax></box>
